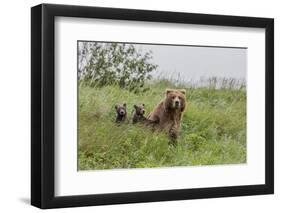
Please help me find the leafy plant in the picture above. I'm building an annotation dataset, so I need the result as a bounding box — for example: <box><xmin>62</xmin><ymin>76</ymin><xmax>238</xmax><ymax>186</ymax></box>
<box><xmin>78</xmin><ymin>42</ymin><xmax>158</xmax><ymax>93</ymax></box>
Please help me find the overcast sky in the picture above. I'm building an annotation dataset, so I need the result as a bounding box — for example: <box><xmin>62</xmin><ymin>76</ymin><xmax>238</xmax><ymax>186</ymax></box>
<box><xmin>79</xmin><ymin>41</ymin><xmax>247</xmax><ymax>86</ymax></box>
<box><xmin>136</xmin><ymin>44</ymin><xmax>247</xmax><ymax>83</ymax></box>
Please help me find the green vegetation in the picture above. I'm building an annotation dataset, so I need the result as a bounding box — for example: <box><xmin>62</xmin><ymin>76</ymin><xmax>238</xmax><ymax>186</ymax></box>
<box><xmin>78</xmin><ymin>41</ymin><xmax>246</xmax><ymax>170</ymax></box>
<box><xmin>78</xmin><ymin>42</ymin><xmax>157</xmax><ymax>93</ymax></box>
<box><xmin>78</xmin><ymin>80</ymin><xmax>246</xmax><ymax>170</ymax></box>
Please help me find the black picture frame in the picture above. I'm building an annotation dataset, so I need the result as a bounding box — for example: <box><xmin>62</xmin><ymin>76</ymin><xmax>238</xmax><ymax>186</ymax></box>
<box><xmin>31</xmin><ymin>3</ymin><xmax>274</xmax><ymax>209</ymax></box>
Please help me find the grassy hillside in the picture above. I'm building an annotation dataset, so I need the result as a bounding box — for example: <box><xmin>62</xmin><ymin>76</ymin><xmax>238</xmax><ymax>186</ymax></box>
<box><xmin>78</xmin><ymin>81</ymin><xmax>246</xmax><ymax>170</ymax></box>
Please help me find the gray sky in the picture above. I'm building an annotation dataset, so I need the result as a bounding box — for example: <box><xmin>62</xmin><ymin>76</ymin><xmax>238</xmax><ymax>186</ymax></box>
<box><xmin>137</xmin><ymin>44</ymin><xmax>247</xmax><ymax>83</ymax></box>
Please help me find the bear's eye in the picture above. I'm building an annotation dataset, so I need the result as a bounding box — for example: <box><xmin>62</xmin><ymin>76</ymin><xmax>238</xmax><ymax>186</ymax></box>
<box><xmin>172</xmin><ymin>96</ymin><xmax>176</xmax><ymax>99</ymax></box>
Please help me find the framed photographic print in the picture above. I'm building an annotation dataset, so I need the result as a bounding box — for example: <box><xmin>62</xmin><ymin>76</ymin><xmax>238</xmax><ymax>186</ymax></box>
<box><xmin>31</xmin><ymin>3</ymin><xmax>274</xmax><ymax>209</ymax></box>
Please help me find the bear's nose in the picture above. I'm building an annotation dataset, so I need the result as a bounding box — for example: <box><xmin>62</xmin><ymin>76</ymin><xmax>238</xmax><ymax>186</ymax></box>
<box><xmin>142</xmin><ymin>110</ymin><xmax>145</xmax><ymax>114</ymax></box>
<box><xmin>120</xmin><ymin>111</ymin><xmax>124</xmax><ymax>115</ymax></box>
<box><xmin>175</xmin><ymin>100</ymin><xmax>180</xmax><ymax>105</ymax></box>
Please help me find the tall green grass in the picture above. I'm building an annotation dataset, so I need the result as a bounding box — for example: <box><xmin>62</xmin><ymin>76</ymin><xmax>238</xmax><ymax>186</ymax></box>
<box><xmin>78</xmin><ymin>80</ymin><xmax>246</xmax><ymax>170</ymax></box>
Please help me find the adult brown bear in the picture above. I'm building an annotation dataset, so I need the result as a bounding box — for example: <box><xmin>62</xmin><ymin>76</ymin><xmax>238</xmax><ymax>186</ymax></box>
<box><xmin>147</xmin><ymin>89</ymin><xmax>187</xmax><ymax>144</ymax></box>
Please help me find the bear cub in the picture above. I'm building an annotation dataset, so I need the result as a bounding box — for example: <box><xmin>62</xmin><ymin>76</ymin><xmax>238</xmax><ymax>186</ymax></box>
<box><xmin>132</xmin><ymin>104</ymin><xmax>147</xmax><ymax>124</ymax></box>
<box><xmin>115</xmin><ymin>103</ymin><xmax>127</xmax><ymax>123</ymax></box>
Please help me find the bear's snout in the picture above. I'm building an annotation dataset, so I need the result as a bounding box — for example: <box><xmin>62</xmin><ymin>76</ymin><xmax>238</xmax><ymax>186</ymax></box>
<box><xmin>173</xmin><ymin>97</ymin><xmax>181</xmax><ymax>108</ymax></box>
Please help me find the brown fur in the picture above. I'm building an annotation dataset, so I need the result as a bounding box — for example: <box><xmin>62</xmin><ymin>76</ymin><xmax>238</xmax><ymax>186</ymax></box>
<box><xmin>115</xmin><ymin>103</ymin><xmax>127</xmax><ymax>123</ymax></box>
<box><xmin>147</xmin><ymin>89</ymin><xmax>187</xmax><ymax>144</ymax></box>
<box><xmin>132</xmin><ymin>104</ymin><xmax>147</xmax><ymax>124</ymax></box>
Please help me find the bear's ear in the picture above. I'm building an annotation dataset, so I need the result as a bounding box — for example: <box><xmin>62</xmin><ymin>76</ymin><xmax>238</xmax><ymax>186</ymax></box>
<box><xmin>134</xmin><ymin>104</ymin><xmax>137</xmax><ymax>109</ymax></box>
<box><xmin>123</xmin><ymin>103</ymin><xmax>127</xmax><ymax>108</ymax></box>
<box><xmin>165</xmin><ymin>89</ymin><xmax>173</xmax><ymax>95</ymax></box>
<box><xmin>115</xmin><ymin>105</ymin><xmax>118</xmax><ymax>110</ymax></box>
<box><xmin>142</xmin><ymin>103</ymin><xmax>145</xmax><ymax>107</ymax></box>
<box><xmin>179</xmin><ymin>89</ymin><xmax>186</xmax><ymax>95</ymax></box>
